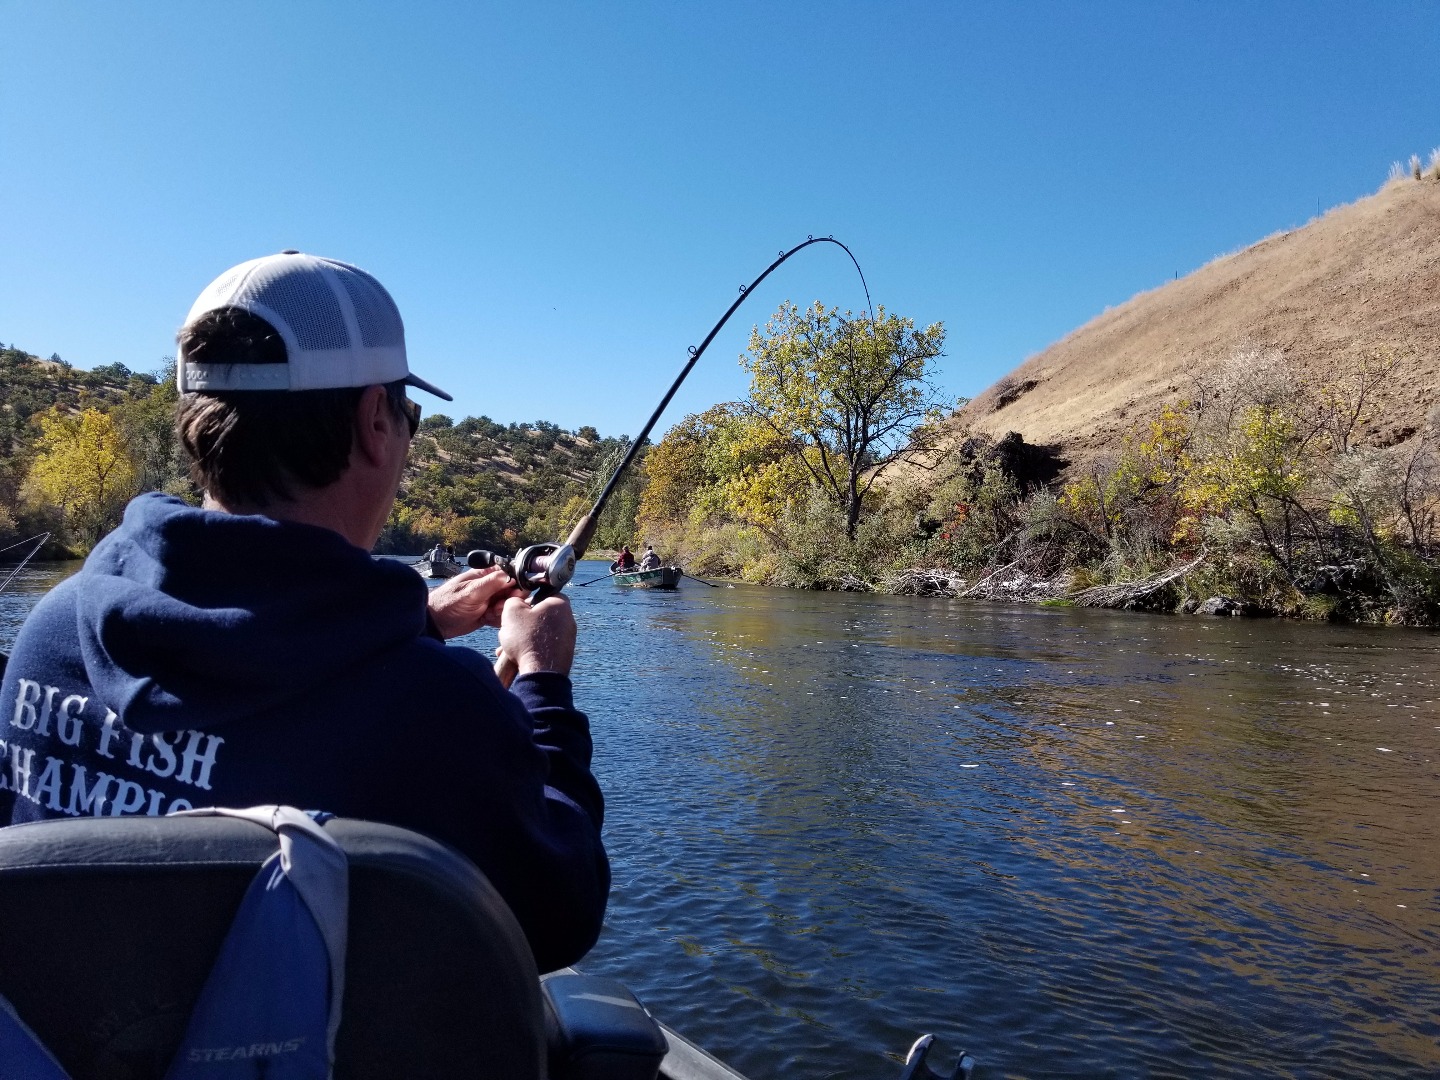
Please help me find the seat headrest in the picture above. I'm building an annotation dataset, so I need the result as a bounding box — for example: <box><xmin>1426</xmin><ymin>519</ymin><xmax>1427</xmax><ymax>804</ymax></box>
<box><xmin>0</xmin><ymin>814</ymin><xmax>544</xmax><ymax>1079</ymax></box>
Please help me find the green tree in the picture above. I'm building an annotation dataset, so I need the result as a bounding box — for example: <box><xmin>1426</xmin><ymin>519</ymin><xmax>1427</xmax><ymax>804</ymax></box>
<box><xmin>110</xmin><ymin>369</ymin><xmax>188</xmax><ymax>498</ymax></box>
<box><xmin>636</xmin><ymin>415</ymin><xmax>714</xmax><ymax>532</ymax></box>
<box><xmin>592</xmin><ymin>465</ymin><xmax>647</xmax><ymax>550</ymax></box>
<box><xmin>742</xmin><ymin>302</ymin><xmax>945</xmax><ymax>539</ymax></box>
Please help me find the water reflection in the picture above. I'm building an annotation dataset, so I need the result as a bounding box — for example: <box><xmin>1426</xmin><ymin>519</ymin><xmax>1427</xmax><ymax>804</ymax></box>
<box><xmin>0</xmin><ymin>562</ymin><xmax>82</xmax><ymax>655</ymax></box>
<box><xmin>573</xmin><ymin>577</ymin><xmax>1439</xmax><ymax>1079</ymax></box>
<box><xmin>4</xmin><ymin>560</ymin><xmax>1438</xmax><ymax>1078</ymax></box>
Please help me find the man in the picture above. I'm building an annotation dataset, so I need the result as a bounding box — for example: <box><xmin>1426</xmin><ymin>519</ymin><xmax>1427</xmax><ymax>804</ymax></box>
<box><xmin>638</xmin><ymin>545</ymin><xmax>661</xmax><ymax>571</ymax></box>
<box><xmin>0</xmin><ymin>252</ymin><xmax>606</xmax><ymax>972</ymax></box>
<box><xmin>610</xmin><ymin>545</ymin><xmax>636</xmax><ymax>572</ymax></box>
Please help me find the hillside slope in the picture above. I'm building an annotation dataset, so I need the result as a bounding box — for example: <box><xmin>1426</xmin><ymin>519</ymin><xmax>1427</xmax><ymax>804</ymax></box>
<box><xmin>955</xmin><ymin>179</ymin><xmax>1440</xmax><ymax>461</ymax></box>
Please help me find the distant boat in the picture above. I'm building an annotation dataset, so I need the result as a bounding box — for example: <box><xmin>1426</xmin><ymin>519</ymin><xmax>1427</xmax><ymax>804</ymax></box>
<box><xmin>414</xmin><ymin>556</ymin><xmax>463</xmax><ymax>579</ymax></box>
<box><xmin>611</xmin><ymin>566</ymin><xmax>682</xmax><ymax>589</ymax></box>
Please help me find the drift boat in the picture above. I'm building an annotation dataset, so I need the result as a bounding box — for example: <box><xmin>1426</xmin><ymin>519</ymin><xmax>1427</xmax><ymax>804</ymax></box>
<box><xmin>612</xmin><ymin>566</ymin><xmax>683</xmax><ymax>589</ymax></box>
<box><xmin>414</xmin><ymin>555</ymin><xmax>463</xmax><ymax>579</ymax></box>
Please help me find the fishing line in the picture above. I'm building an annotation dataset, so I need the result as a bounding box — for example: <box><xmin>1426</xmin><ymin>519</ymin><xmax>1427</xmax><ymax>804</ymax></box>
<box><xmin>583</xmin><ymin>437</ymin><xmax>631</xmax><ymax>506</ymax></box>
<box><xmin>0</xmin><ymin>532</ymin><xmax>50</xmax><ymax>595</ymax></box>
<box><xmin>571</xmin><ymin>573</ymin><xmax>615</xmax><ymax>588</ymax></box>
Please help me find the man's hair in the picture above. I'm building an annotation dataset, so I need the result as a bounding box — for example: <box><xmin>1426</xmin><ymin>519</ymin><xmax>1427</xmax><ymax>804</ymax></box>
<box><xmin>177</xmin><ymin>308</ymin><xmax>409</xmax><ymax>507</ymax></box>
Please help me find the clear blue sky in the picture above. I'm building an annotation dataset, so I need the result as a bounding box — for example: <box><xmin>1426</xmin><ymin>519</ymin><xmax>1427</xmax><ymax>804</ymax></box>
<box><xmin>3</xmin><ymin>2</ymin><xmax>1437</xmax><ymax>438</ymax></box>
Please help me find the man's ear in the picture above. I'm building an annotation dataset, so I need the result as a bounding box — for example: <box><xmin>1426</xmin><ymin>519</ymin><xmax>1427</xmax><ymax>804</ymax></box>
<box><xmin>353</xmin><ymin>384</ymin><xmax>400</xmax><ymax>467</ymax></box>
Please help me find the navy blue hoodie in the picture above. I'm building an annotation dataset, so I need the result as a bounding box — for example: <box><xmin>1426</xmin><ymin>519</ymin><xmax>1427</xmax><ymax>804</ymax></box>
<box><xmin>0</xmin><ymin>493</ymin><xmax>608</xmax><ymax>972</ymax></box>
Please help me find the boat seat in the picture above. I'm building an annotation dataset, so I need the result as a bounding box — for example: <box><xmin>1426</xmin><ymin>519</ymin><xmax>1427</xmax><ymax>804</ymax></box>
<box><xmin>0</xmin><ymin>813</ymin><xmax>545</xmax><ymax>1079</ymax></box>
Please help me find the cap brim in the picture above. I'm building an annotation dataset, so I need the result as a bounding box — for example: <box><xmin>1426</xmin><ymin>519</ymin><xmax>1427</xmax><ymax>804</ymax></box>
<box><xmin>404</xmin><ymin>372</ymin><xmax>453</xmax><ymax>402</ymax></box>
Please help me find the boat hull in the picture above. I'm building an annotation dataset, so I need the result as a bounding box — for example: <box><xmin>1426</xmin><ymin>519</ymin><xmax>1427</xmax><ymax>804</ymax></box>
<box><xmin>612</xmin><ymin>566</ymin><xmax>682</xmax><ymax>589</ymax></box>
<box><xmin>415</xmin><ymin>558</ymin><xmax>463</xmax><ymax>579</ymax></box>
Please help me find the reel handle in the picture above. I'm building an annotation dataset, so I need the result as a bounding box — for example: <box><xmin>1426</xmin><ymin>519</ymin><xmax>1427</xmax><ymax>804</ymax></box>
<box><xmin>466</xmin><ymin>549</ymin><xmax>513</xmax><ymax>574</ymax></box>
<box><xmin>465</xmin><ymin>543</ymin><xmax>577</xmax><ymax>593</ymax></box>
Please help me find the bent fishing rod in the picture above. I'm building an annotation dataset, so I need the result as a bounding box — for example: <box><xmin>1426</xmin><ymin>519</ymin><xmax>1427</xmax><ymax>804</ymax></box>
<box><xmin>465</xmin><ymin>236</ymin><xmax>872</xmax><ymax>595</ymax></box>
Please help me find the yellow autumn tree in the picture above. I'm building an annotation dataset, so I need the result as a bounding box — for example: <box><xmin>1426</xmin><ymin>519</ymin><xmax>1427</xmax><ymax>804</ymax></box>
<box><xmin>742</xmin><ymin>302</ymin><xmax>946</xmax><ymax>539</ymax></box>
<box><xmin>1058</xmin><ymin>403</ymin><xmax>1195</xmax><ymax>545</ymax></box>
<box><xmin>637</xmin><ymin>403</ymin><xmax>811</xmax><ymax>541</ymax></box>
<box><xmin>636</xmin><ymin>407</ymin><xmax>729</xmax><ymax>533</ymax></box>
<box><xmin>25</xmin><ymin>407</ymin><xmax>138</xmax><ymax>550</ymax></box>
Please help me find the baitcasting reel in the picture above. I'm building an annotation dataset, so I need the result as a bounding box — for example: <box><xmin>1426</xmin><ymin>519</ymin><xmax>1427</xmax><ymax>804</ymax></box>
<box><xmin>467</xmin><ymin>542</ymin><xmax>577</xmax><ymax>594</ymax></box>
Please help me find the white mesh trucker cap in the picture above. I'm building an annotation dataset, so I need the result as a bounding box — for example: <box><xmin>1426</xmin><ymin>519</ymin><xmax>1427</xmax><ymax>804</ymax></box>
<box><xmin>178</xmin><ymin>251</ymin><xmax>452</xmax><ymax>401</ymax></box>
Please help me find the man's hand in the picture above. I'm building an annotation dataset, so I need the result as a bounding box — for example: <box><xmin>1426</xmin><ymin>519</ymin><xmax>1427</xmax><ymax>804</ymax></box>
<box><xmin>496</xmin><ymin>593</ymin><xmax>577</xmax><ymax>684</ymax></box>
<box><xmin>427</xmin><ymin>568</ymin><xmax>525</xmax><ymax>640</ymax></box>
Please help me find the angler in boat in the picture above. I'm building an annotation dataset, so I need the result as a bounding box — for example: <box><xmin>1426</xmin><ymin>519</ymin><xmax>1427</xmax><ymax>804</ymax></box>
<box><xmin>0</xmin><ymin>251</ymin><xmax>608</xmax><ymax>975</ymax></box>
<box><xmin>607</xmin><ymin>545</ymin><xmax>682</xmax><ymax>589</ymax></box>
<box><xmin>424</xmin><ymin>542</ymin><xmax>459</xmax><ymax>565</ymax></box>
<box><xmin>416</xmin><ymin>542</ymin><xmax>463</xmax><ymax>578</ymax></box>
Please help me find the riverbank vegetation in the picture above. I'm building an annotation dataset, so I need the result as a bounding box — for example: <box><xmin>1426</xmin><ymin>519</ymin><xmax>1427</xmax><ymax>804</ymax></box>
<box><xmin>376</xmin><ymin>413</ymin><xmax>642</xmax><ymax>555</ymax></box>
<box><xmin>4</xmin><ymin>297</ymin><xmax>1436</xmax><ymax>626</ymax></box>
<box><xmin>636</xmin><ymin>309</ymin><xmax>1440</xmax><ymax>625</ymax></box>
<box><xmin>0</xmin><ymin>344</ymin><xmax>642</xmax><ymax>559</ymax></box>
<box><xmin>940</xmin><ymin>346</ymin><xmax>1440</xmax><ymax>624</ymax></box>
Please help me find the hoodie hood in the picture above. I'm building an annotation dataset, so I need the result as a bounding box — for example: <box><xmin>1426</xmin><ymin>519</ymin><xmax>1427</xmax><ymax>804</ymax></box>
<box><xmin>74</xmin><ymin>493</ymin><xmax>429</xmax><ymax>733</ymax></box>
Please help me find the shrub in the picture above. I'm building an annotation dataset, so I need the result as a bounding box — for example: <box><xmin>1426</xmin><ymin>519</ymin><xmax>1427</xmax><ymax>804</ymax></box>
<box><xmin>1298</xmin><ymin>594</ymin><xmax>1340</xmax><ymax>621</ymax></box>
<box><xmin>773</xmin><ymin>489</ymin><xmax>861</xmax><ymax>589</ymax></box>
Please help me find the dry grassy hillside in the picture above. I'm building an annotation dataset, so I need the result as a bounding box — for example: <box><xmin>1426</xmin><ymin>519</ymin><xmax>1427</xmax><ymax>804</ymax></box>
<box><xmin>954</xmin><ymin>178</ymin><xmax>1440</xmax><ymax>463</ymax></box>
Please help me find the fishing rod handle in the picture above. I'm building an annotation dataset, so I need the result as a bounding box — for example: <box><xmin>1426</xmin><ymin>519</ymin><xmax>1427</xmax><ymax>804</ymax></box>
<box><xmin>563</xmin><ymin>513</ymin><xmax>598</xmax><ymax>561</ymax></box>
<box><xmin>493</xmin><ymin>648</ymin><xmax>519</xmax><ymax>689</ymax></box>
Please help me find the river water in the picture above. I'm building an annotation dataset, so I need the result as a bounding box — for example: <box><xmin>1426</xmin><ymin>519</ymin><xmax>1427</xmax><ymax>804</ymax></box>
<box><xmin>3</xmin><ymin>559</ymin><xmax>1438</xmax><ymax>1079</ymax></box>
